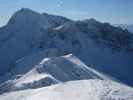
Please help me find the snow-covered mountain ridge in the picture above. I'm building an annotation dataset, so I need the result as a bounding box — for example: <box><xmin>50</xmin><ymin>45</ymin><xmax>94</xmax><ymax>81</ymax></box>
<box><xmin>0</xmin><ymin>53</ymin><xmax>133</xmax><ymax>100</ymax></box>
<box><xmin>0</xmin><ymin>54</ymin><xmax>114</xmax><ymax>94</ymax></box>
<box><xmin>0</xmin><ymin>8</ymin><xmax>133</xmax><ymax>87</ymax></box>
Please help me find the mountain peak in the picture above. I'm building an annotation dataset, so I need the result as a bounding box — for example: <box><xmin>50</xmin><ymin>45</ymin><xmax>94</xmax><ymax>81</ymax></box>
<box><xmin>7</xmin><ymin>8</ymin><xmax>40</xmax><ymax>27</ymax></box>
<box><xmin>82</xmin><ymin>18</ymin><xmax>100</xmax><ymax>24</ymax></box>
<box><xmin>11</xmin><ymin>8</ymin><xmax>38</xmax><ymax>18</ymax></box>
<box><xmin>18</xmin><ymin>8</ymin><xmax>34</xmax><ymax>13</ymax></box>
<box><xmin>88</xmin><ymin>18</ymin><xmax>97</xmax><ymax>22</ymax></box>
<box><xmin>7</xmin><ymin>8</ymin><xmax>72</xmax><ymax>29</ymax></box>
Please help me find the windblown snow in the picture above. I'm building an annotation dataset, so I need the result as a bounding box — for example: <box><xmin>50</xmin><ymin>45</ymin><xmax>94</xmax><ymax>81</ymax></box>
<box><xmin>0</xmin><ymin>80</ymin><xmax>133</xmax><ymax>100</ymax></box>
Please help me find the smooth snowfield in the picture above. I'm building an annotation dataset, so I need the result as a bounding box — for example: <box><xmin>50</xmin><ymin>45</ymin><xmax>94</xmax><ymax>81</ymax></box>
<box><xmin>1</xmin><ymin>79</ymin><xmax>133</xmax><ymax>100</ymax></box>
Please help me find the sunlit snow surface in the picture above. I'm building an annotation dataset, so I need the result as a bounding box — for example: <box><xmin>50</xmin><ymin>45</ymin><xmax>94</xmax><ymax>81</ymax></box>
<box><xmin>0</xmin><ymin>79</ymin><xmax>133</xmax><ymax>100</ymax></box>
<box><xmin>0</xmin><ymin>54</ymin><xmax>111</xmax><ymax>93</ymax></box>
<box><xmin>0</xmin><ymin>54</ymin><xmax>133</xmax><ymax>100</ymax></box>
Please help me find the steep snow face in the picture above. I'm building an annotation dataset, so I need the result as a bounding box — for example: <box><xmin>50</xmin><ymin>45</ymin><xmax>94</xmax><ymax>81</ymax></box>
<box><xmin>8</xmin><ymin>8</ymin><xmax>71</xmax><ymax>30</ymax></box>
<box><xmin>0</xmin><ymin>8</ymin><xmax>71</xmax><ymax>75</ymax></box>
<box><xmin>0</xmin><ymin>80</ymin><xmax>133</xmax><ymax>100</ymax></box>
<box><xmin>0</xmin><ymin>54</ymin><xmax>113</xmax><ymax>93</ymax></box>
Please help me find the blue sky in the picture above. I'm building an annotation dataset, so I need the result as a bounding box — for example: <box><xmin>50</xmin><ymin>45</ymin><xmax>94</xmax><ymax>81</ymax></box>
<box><xmin>0</xmin><ymin>0</ymin><xmax>133</xmax><ymax>26</ymax></box>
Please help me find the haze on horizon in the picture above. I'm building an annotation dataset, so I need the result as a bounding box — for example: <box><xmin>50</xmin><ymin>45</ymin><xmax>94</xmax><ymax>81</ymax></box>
<box><xmin>0</xmin><ymin>0</ymin><xmax>133</xmax><ymax>27</ymax></box>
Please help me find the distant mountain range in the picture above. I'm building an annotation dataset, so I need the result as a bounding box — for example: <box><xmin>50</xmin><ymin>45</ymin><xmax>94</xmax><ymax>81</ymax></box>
<box><xmin>114</xmin><ymin>24</ymin><xmax>133</xmax><ymax>33</ymax></box>
<box><xmin>0</xmin><ymin>8</ymin><xmax>133</xmax><ymax>91</ymax></box>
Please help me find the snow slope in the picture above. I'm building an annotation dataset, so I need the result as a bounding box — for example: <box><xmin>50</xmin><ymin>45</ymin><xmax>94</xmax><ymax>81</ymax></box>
<box><xmin>0</xmin><ymin>79</ymin><xmax>133</xmax><ymax>100</ymax></box>
<box><xmin>0</xmin><ymin>8</ymin><xmax>72</xmax><ymax>75</ymax></box>
<box><xmin>0</xmin><ymin>54</ymin><xmax>113</xmax><ymax>93</ymax></box>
